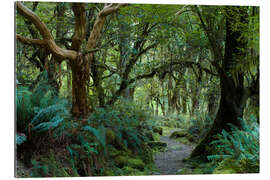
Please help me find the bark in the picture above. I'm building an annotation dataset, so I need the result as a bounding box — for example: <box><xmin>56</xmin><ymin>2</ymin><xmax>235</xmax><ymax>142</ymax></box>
<box><xmin>191</xmin><ymin>6</ymin><xmax>250</xmax><ymax>158</ymax></box>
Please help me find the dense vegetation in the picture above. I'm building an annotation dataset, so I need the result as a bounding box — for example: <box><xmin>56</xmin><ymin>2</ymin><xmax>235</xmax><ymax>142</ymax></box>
<box><xmin>15</xmin><ymin>2</ymin><xmax>259</xmax><ymax>177</ymax></box>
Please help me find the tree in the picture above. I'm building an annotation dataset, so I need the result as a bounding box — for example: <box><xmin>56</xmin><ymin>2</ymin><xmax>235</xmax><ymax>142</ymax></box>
<box><xmin>16</xmin><ymin>2</ymin><xmax>127</xmax><ymax>117</ymax></box>
<box><xmin>190</xmin><ymin>6</ymin><xmax>259</xmax><ymax>158</ymax></box>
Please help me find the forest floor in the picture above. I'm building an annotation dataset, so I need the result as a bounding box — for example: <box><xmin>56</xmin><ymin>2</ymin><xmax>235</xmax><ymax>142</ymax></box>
<box><xmin>153</xmin><ymin>129</ymin><xmax>195</xmax><ymax>175</ymax></box>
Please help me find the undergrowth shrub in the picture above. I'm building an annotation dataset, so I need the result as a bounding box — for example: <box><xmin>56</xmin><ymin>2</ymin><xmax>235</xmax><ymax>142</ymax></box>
<box><xmin>59</xmin><ymin>99</ymin><xmax>155</xmax><ymax>176</ymax></box>
<box><xmin>16</xmin><ymin>71</ymin><xmax>71</xmax><ymax>138</ymax></box>
<box><xmin>207</xmin><ymin>115</ymin><xmax>259</xmax><ymax>173</ymax></box>
<box><xmin>156</xmin><ymin>114</ymin><xmax>186</xmax><ymax>128</ymax></box>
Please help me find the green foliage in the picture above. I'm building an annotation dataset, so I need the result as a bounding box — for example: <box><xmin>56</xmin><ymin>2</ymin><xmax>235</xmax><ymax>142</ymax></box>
<box><xmin>16</xmin><ymin>86</ymin><xmax>35</xmax><ymax>132</ymax></box>
<box><xmin>207</xmin><ymin>116</ymin><xmax>259</xmax><ymax>173</ymax></box>
<box><xmin>156</xmin><ymin>114</ymin><xmax>186</xmax><ymax>128</ymax></box>
<box><xmin>29</xmin><ymin>151</ymin><xmax>77</xmax><ymax>177</ymax></box>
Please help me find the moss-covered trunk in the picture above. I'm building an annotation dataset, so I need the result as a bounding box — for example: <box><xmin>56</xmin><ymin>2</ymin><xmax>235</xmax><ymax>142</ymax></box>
<box><xmin>191</xmin><ymin>6</ymin><xmax>249</xmax><ymax>158</ymax></box>
<box><xmin>70</xmin><ymin>56</ymin><xmax>90</xmax><ymax>117</ymax></box>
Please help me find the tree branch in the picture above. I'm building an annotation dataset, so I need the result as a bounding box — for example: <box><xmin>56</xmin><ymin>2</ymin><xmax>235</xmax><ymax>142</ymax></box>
<box><xmin>16</xmin><ymin>34</ymin><xmax>46</xmax><ymax>46</ymax></box>
<box><xmin>16</xmin><ymin>2</ymin><xmax>78</xmax><ymax>60</ymax></box>
<box><xmin>85</xmin><ymin>3</ymin><xmax>127</xmax><ymax>51</ymax></box>
<box><xmin>193</xmin><ymin>5</ymin><xmax>223</xmax><ymax>72</ymax></box>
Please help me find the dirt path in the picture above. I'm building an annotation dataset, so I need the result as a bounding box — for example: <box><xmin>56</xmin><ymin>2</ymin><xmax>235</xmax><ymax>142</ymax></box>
<box><xmin>153</xmin><ymin>129</ymin><xmax>194</xmax><ymax>175</ymax></box>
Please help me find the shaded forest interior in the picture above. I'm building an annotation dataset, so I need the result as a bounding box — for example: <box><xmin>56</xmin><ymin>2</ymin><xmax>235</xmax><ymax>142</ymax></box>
<box><xmin>16</xmin><ymin>2</ymin><xmax>259</xmax><ymax>177</ymax></box>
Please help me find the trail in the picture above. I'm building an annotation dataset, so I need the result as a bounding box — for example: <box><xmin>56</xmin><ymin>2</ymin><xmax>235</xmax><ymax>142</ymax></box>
<box><xmin>153</xmin><ymin>129</ymin><xmax>194</xmax><ymax>175</ymax></box>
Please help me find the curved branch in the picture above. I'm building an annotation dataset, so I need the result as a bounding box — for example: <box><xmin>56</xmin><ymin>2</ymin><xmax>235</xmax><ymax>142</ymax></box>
<box><xmin>85</xmin><ymin>3</ymin><xmax>127</xmax><ymax>51</ymax></box>
<box><xmin>16</xmin><ymin>2</ymin><xmax>77</xmax><ymax>60</ymax></box>
<box><xmin>16</xmin><ymin>34</ymin><xmax>46</xmax><ymax>46</ymax></box>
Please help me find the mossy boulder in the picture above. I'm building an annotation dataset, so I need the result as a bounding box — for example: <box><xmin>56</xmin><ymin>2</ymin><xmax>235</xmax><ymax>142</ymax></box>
<box><xmin>153</xmin><ymin>126</ymin><xmax>163</xmax><ymax>135</ymax></box>
<box><xmin>152</xmin><ymin>132</ymin><xmax>160</xmax><ymax>141</ymax></box>
<box><xmin>114</xmin><ymin>156</ymin><xmax>145</xmax><ymax>170</ymax></box>
<box><xmin>170</xmin><ymin>130</ymin><xmax>188</xmax><ymax>139</ymax></box>
<box><xmin>147</xmin><ymin>141</ymin><xmax>167</xmax><ymax>148</ymax></box>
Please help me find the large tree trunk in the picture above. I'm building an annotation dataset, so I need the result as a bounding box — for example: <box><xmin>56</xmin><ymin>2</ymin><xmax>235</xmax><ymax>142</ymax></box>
<box><xmin>191</xmin><ymin>75</ymin><xmax>248</xmax><ymax>157</ymax></box>
<box><xmin>191</xmin><ymin>6</ymin><xmax>249</xmax><ymax>158</ymax></box>
<box><xmin>70</xmin><ymin>56</ymin><xmax>90</xmax><ymax>117</ymax></box>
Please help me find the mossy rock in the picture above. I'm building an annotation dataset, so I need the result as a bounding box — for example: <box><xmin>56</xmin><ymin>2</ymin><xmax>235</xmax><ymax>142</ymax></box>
<box><xmin>186</xmin><ymin>134</ymin><xmax>196</xmax><ymax>142</ymax></box>
<box><xmin>152</xmin><ymin>132</ymin><xmax>160</xmax><ymax>141</ymax></box>
<box><xmin>114</xmin><ymin>156</ymin><xmax>145</xmax><ymax>170</ymax></box>
<box><xmin>170</xmin><ymin>130</ymin><xmax>188</xmax><ymax>139</ymax></box>
<box><xmin>147</xmin><ymin>141</ymin><xmax>167</xmax><ymax>148</ymax></box>
<box><xmin>127</xmin><ymin>158</ymin><xmax>145</xmax><ymax>170</ymax></box>
<box><xmin>153</xmin><ymin>126</ymin><xmax>163</xmax><ymax>135</ymax></box>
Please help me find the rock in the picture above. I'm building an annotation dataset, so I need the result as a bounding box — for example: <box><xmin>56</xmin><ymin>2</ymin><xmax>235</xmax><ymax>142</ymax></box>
<box><xmin>170</xmin><ymin>131</ymin><xmax>188</xmax><ymax>139</ymax></box>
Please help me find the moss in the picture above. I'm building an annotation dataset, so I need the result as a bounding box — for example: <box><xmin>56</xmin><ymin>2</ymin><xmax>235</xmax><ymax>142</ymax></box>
<box><xmin>127</xmin><ymin>158</ymin><xmax>145</xmax><ymax>170</ymax></box>
<box><xmin>152</xmin><ymin>133</ymin><xmax>160</xmax><ymax>141</ymax></box>
<box><xmin>115</xmin><ymin>155</ymin><xmax>128</xmax><ymax>168</ymax></box>
<box><xmin>114</xmin><ymin>156</ymin><xmax>145</xmax><ymax>170</ymax></box>
<box><xmin>213</xmin><ymin>159</ymin><xmax>240</xmax><ymax>174</ymax></box>
<box><xmin>170</xmin><ymin>130</ymin><xmax>188</xmax><ymax>139</ymax></box>
<box><xmin>186</xmin><ymin>134</ymin><xmax>196</xmax><ymax>142</ymax></box>
<box><xmin>140</xmin><ymin>143</ymin><xmax>153</xmax><ymax>163</ymax></box>
<box><xmin>176</xmin><ymin>137</ymin><xmax>190</xmax><ymax>145</ymax></box>
<box><xmin>178</xmin><ymin>168</ymin><xmax>192</xmax><ymax>174</ymax></box>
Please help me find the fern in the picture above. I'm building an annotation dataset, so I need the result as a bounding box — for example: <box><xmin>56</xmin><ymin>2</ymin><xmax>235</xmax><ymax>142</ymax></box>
<box><xmin>207</xmin><ymin>116</ymin><xmax>259</xmax><ymax>173</ymax></box>
<box><xmin>83</xmin><ymin>125</ymin><xmax>107</xmax><ymax>154</ymax></box>
<box><xmin>16</xmin><ymin>86</ymin><xmax>35</xmax><ymax>132</ymax></box>
<box><xmin>16</xmin><ymin>133</ymin><xmax>27</xmax><ymax>145</ymax></box>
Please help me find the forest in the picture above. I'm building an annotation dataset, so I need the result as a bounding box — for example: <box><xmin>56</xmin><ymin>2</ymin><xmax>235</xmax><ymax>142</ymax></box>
<box><xmin>15</xmin><ymin>1</ymin><xmax>259</xmax><ymax>177</ymax></box>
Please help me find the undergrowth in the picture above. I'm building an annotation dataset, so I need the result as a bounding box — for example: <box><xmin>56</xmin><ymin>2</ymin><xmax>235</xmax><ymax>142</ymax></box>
<box><xmin>16</xmin><ymin>78</ymin><xmax>156</xmax><ymax>177</ymax></box>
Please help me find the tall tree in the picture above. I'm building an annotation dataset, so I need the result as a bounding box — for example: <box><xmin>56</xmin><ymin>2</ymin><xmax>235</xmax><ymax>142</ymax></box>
<box><xmin>16</xmin><ymin>2</ymin><xmax>126</xmax><ymax>117</ymax></box>
<box><xmin>190</xmin><ymin>6</ymin><xmax>259</xmax><ymax>158</ymax></box>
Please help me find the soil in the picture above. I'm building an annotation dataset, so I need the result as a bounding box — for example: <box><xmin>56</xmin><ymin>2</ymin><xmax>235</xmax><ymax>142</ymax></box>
<box><xmin>154</xmin><ymin>129</ymin><xmax>195</xmax><ymax>175</ymax></box>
